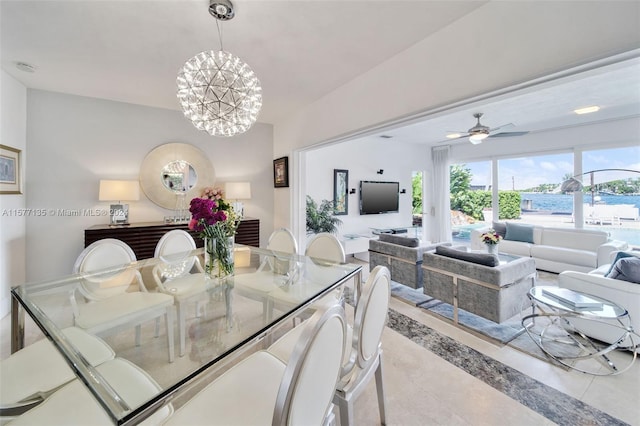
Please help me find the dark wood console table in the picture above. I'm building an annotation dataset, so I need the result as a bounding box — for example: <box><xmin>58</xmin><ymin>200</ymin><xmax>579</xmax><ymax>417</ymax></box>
<box><xmin>84</xmin><ymin>217</ymin><xmax>260</xmax><ymax>260</ymax></box>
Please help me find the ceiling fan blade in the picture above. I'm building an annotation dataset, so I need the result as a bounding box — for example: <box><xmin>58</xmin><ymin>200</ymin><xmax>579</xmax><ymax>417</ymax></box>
<box><xmin>437</xmin><ymin>134</ymin><xmax>469</xmax><ymax>143</ymax></box>
<box><xmin>488</xmin><ymin>122</ymin><xmax>514</xmax><ymax>134</ymax></box>
<box><xmin>488</xmin><ymin>131</ymin><xmax>530</xmax><ymax>138</ymax></box>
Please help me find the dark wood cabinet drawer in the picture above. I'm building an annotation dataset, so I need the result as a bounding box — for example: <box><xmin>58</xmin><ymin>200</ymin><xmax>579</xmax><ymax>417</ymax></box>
<box><xmin>85</xmin><ymin>217</ymin><xmax>260</xmax><ymax>260</ymax></box>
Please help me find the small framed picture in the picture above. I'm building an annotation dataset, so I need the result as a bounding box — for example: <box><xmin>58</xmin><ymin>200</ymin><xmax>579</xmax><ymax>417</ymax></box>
<box><xmin>0</xmin><ymin>144</ymin><xmax>22</xmax><ymax>194</ymax></box>
<box><xmin>333</xmin><ymin>169</ymin><xmax>348</xmax><ymax>215</ymax></box>
<box><xmin>273</xmin><ymin>156</ymin><xmax>289</xmax><ymax>188</ymax></box>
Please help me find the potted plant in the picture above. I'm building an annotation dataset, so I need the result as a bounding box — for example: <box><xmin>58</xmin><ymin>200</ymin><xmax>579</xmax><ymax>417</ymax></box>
<box><xmin>306</xmin><ymin>196</ymin><xmax>342</xmax><ymax>234</ymax></box>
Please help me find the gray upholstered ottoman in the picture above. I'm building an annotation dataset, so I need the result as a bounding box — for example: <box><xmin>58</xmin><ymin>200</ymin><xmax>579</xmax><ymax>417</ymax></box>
<box><xmin>422</xmin><ymin>246</ymin><xmax>536</xmax><ymax>323</ymax></box>
<box><xmin>369</xmin><ymin>235</ymin><xmax>449</xmax><ymax>289</ymax></box>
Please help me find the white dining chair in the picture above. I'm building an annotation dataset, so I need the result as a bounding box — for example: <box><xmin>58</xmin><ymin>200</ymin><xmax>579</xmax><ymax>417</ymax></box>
<box><xmin>233</xmin><ymin>228</ymin><xmax>299</xmax><ymax>320</ymax></box>
<box><xmin>152</xmin><ymin>230</ymin><xmax>207</xmax><ymax>357</ymax></box>
<box><xmin>268</xmin><ymin>265</ymin><xmax>391</xmax><ymax>425</ymax></box>
<box><xmin>71</xmin><ymin>238</ymin><xmax>175</xmax><ymax>362</ymax></box>
<box><xmin>162</xmin><ymin>304</ymin><xmax>347</xmax><ymax>426</ymax></box>
<box><xmin>266</xmin><ymin>232</ymin><xmax>347</xmax><ymax>321</ymax></box>
<box><xmin>305</xmin><ymin>232</ymin><xmax>346</xmax><ymax>264</ymax></box>
<box><xmin>6</xmin><ymin>358</ymin><xmax>173</xmax><ymax>426</ymax></box>
<box><xmin>0</xmin><ymin>327</ymin><xmax>115</xmax><ymax>419</ymax></box>
<box><xmin>305</xmin><ymin>232</ymin><xmax>347</xmax><ymax>305</ymax></box>
<box><xmin>259</xmin><ymin>227</ymin><xmax>299</xmax><ymax>270</ymax></box>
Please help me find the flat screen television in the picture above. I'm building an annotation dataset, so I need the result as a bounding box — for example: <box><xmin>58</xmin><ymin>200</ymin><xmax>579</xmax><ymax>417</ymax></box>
<box><xmin>359</xmin><ymin>181</ymin><xmax>399</xmax><ymax>215</ymax></box>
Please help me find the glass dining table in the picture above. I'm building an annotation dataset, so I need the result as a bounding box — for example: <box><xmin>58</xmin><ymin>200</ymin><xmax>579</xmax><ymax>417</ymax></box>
<box><xmin>10</xmin><ymin>244</ymin><xmax>362</xmax><ymax>425</ymax></box>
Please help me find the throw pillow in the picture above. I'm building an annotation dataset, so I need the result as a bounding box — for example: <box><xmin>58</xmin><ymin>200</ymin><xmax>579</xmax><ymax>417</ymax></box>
<box><xmin>606</xmin><ymin>257</ymin><xmax>640</xmax><ymax>284</ymax></box>
<box><xmin>492</xmin><ymin>221</ymin><xmax>507</xmax><ymax>238</ymax></box>
<box><xmin>605</xmin><ymin>251</ymin><xmax>636</xmax><ymax>276</ymax></box>
<box><xmin>504</xmin><ymin>222</ymin><xmax>535</xmax><ymax>243</ymax></box>
<box><xmin>435</xmin><ymin>245</ymin><xmax>499</xmax><ymax>267</ymax></box>
<box><xmin>378</xmin><ymin>233</ymin><xmax>420</xmax><ymax>248</ymax></box>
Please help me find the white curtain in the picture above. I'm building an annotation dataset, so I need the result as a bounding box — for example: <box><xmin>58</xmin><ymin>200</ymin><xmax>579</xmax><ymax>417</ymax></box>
<box><xmin>431</xmin><ymin>146</ymin><xmax>451</xmax><ymax>242</ymax></box>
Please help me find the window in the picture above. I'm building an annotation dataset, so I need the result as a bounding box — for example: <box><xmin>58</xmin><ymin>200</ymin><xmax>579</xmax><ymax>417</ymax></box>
<box><xmin>449</xmin><ymin>161</ymin><xmax>490</xmax><ymax>241</ymax></box>
<box><xmin>497</xmin><ymin>152</ymin><xmax>574</xmax><ymax>229</ymax></box>
<box><xmin>411</xmin><ymin>171</ymin><xmax>423</xmax><ymax>226</ymax></box>
<box><xmin>450</xmin><ymin>147</ymin><xmax>639</xmax><ymax>248</ymax></box>
<box><xmin>581</xmin><ymin>146</ymin><xmax>640</xmax><ymax>248</ymax></box>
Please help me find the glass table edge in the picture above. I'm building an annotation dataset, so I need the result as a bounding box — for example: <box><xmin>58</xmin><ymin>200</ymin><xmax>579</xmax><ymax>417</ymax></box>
<box><xmin>10</xmin><ymin>245</ymin><xmax>362</xmax><ymax>424</ymax></box>
<box><xmin>528</xmin><ymin>285</ymin><xmax>629</xmax><ymax>318</ymax></box>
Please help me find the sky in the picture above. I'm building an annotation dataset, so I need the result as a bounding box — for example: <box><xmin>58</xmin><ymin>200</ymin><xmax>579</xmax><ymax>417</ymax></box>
<box><xmin>464</xmin><ymin>146</ymin><xmax>640</xmax><ymax>191</ymax></box>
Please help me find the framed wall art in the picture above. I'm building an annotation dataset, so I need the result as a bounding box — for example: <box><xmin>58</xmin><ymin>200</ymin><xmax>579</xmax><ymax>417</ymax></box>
<box><xmin>0</xmin><ymin>144</ymin><xmax>22</xmax><ymax>194</ymax></box>
<box><xmin>273</xmin><ymin>156</ymin><xmax>289</xmax><ymax>188</ymax></box>
<box><xmin>333</xmin><ymin>169</ymin><xmax>348</xmax><ymax>215</ymax></box>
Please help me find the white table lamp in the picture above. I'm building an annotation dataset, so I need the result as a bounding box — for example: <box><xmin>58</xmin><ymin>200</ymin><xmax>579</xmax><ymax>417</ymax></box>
<box><xmin>225</xmin><ymin>182</ymin><xmax>251</xmax><ymax>217</ymax></box>
<box><xmin>99</xmin><ymin>180</ymin><xmax>140</xmax><ymax>225</ymax></box>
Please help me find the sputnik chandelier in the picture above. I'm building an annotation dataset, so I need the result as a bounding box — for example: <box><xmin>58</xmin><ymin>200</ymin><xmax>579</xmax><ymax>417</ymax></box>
<box><xmin>177</xmin><ymin>0</ymin><xmax>262</xmax><ymax>137</ymax></box>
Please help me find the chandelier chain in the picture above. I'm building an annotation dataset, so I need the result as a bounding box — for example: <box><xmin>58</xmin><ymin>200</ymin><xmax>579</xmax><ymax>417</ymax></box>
<box><xmin>215</xmin><ymin>18</ymin><xmax>224</xmax><ymax>51</ymax></box>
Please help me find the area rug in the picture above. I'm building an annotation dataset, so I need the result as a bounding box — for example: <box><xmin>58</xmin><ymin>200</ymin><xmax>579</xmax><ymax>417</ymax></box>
<box><xmin>507</xmin><ymin>315</ymin><xmax>582</xmax><ymax>369</ymax></box>
<box><xmin>423</xmin><ymin>302</ymin><xmax>525</xmax><ymax>343</ymax></box>
<box><xmin>389</xmin><ymin>278</ymin><xmax>578</xmax><ymax>369</ymax></box>
<box><xmin>390</xmin><ymin>281</ymin><xmax>524</xmax><ymax>344</ymax></box>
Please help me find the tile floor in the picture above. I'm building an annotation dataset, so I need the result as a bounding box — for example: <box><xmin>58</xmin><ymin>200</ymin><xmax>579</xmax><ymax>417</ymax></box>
<box><xmin>2</xmin><ymin>263</ymin><xmax>639</xmax><ymax>426</ymax></box>
<box><xmin>351</xmin><ymin>263</ymin><xmax>639</xmax><ymax>426</ymax></box>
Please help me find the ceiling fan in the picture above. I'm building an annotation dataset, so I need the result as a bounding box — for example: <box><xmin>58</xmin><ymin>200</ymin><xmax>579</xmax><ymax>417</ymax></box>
<box><xmin>444</xmin><ymin>113</ymin><xmax>529</xmax><ymax>144</ymax></box>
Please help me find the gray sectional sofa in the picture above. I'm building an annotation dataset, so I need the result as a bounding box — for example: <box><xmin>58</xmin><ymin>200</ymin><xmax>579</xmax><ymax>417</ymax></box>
<box><xmin>368</xmin><ymin>234</ymin><xmax>450</xmax><ymax>289</ymax></box>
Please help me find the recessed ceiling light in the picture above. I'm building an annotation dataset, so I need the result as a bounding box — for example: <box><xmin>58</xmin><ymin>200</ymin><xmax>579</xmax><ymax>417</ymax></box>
<box><xmin>15</xmin><ymin>62</ymin><xmax>36</xmax><ymax>73</ymax></box>
<box><xmin>574</xmin><ymin>105</ymin><xmax>600</xmax><ymax>115</ymax></box>
<box><xmin>446</xmin><ymin>133</ymin><xmax>461</xmax><ymax>139</ymax></box>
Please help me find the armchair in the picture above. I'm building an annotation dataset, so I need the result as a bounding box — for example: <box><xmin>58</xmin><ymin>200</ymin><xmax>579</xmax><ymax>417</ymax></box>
<box><xmin>423</xmin><ymin>246</ymin><xmax>536</xmax><ymax>323</ymax></box>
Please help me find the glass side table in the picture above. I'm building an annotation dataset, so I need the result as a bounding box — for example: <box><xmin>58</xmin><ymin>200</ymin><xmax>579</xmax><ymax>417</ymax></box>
<box><xmin>522</xmin><ymin>286</ymin><xmax>637</xmax><ymax>375</ymax></box>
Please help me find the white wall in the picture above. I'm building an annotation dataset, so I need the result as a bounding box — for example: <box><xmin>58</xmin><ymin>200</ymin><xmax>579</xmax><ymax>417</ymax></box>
<box><xmin>25</xmin><ymin>90</ymin><xmax>274</xmax><ymax>282</ymax></box>
<box><xmin>0</xmin><ymin>71</ymin><xmax>27</xmax><ymax>317</ymax></box>
<box><xmin>305</xmin><ymin>138</ymin><xmax>427</xmax><ymax>236</ymax></box>
<box><xmin>273</xmin><ymin>1</ymin><xmax>640</xmax><ymax>234</ymax></box>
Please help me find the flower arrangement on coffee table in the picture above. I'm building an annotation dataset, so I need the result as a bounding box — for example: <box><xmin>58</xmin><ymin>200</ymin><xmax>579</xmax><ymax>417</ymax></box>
<box><xmin>480</xmin><ymin>229</ymin><xmax>502</xmax><ymax>245</ymax></box>
<box><xmin>189</xmin><ymin>186</ymin><xmax>240</xmax><ymax>279</ymax></box>
<box><xmin>480</xmin><ymin>229</ymin><xmax>502</xmax><ymax>254</ymax></box>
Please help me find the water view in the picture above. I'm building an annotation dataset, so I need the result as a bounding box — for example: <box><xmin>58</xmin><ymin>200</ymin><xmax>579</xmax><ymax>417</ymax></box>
<box><xmin>520</xmin><ymin>193</ymin><xmax>640</xmax><ymax>246</ymax></box>
<box><xmin>520</xmin><ymin>193</ymin><xmax>640</xmax><ymax>214</ymax></box>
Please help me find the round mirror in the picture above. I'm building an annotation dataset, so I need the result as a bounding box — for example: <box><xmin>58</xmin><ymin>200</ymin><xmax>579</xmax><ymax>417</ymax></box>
<box><xmin>161</xmin><ymin>161</ymin><xmax>197</xmax><ymax>193</ymax></box>
<box><xmin>140</xmin><ymin>143</ymin><xmax>215</xmax><ymax>209</ymax></box>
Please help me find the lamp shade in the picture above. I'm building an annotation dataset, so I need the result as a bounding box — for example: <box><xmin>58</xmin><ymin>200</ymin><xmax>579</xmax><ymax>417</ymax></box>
<box><xmin>560</xmin><ymin>169</ymin><xmax>640</xmax><ymax>193</ymax></box>
<box><xmin>560</xmin><ymin>177</ymin><xmax>583</xmax><ymax>193</ymax></box>
<box><xmin>225</xmin><ymin>182</ymin><xmax>252</xmax><ymax>200</ymax></box>
<box><xmin>469</xmin><ymin>133</ymin><xmax>488</xmax><ymax>144</ymax></box>
<box><xmin>99</xmin><ymin>180</ymin><xmax>140</xmax><ymax>201</ymax></box>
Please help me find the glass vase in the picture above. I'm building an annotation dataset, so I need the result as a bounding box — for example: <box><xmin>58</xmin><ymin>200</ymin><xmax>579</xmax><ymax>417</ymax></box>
<box><xmin>204</xmin><ymin>236</ymin><xmax>235</xmax><ymax>281</ymax></box>
<box><xmin>486</xmin><ymin>243</ymin><xmax>498</xmax><ymax>255</ymax></box>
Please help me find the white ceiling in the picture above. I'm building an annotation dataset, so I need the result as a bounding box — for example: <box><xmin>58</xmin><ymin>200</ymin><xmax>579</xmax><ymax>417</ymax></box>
<box><xmin>375</xmin><ymin>55</ymin><xmax>640</xmax><ymax>145</ymax></box>
<box><xmin>0</xmin><ymin>0</ymin><xmax>485</xmax><ymax>124</ymax></box>
<box><xmin>2</xmin><ymin>0</ymin><xmax>639</xmax><ymax>146</ymax></box>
